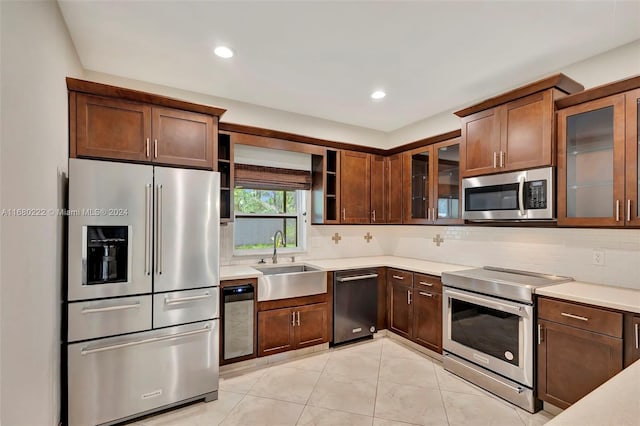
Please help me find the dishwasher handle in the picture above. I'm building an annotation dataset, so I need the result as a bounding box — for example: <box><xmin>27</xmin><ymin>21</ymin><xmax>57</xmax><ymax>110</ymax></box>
<box><xmin>336</xmin><ymin>273</ymin><xmax>379</xmax><ymax>282</ymax></box>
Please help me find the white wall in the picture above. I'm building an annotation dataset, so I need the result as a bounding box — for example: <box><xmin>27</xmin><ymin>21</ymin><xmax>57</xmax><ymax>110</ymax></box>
<box><xmin>388</xmin><ymin>39</ymin><xmax>640</xmax><ymax>147</ymax></box>
<box><xmin>0</xmin><ymin>1</ymin><xmax>83</xmax><ymax>425</ymax></box>
<box><xmin>223</xmin><ymin>224</ymin><xmax>640</xmax><ymax>291</ymax></box>
<box><xmin>82</xmin><ymin>70</ymin><xmax>389</xmax><ymax>150</ymax></box>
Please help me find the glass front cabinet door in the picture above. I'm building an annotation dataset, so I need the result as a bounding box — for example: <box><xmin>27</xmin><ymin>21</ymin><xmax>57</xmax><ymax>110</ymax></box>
<box><xmin>626</xmin><ymin>88</ymin><xmax>640</xmax><ymax>226</ymax></box>
<box><xmin>557</xmin><ymin>94</ymin><xmax>626</xmax><ymax>226</ymax></box>
<box><xmin>402</xmin><ymin>138</ymin><xmax>461</xmax><ymax>225</ymax></box>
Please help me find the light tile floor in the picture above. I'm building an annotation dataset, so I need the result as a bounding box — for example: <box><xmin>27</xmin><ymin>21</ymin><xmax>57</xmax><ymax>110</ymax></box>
<box><xmin>133</xmin><ymin>337</ymin><xmax>554</xmax><ymax>426</ymax></box>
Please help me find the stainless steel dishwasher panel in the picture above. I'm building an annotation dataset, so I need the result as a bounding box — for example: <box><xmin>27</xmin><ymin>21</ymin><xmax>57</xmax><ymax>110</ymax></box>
<box><xmin>67</xmin><ymin>321</ymin><xmax>218</xmax><ymax>426</ymax></box>
<box><xmin>333</xmin><ymin>269</ymin><xmax>378</xmax><ymax>344</ymax></box>
<box><xmin>153</xmin><ymin>287</ymin><xmax>219</xmax><ymax>328</ymax></box>
<box><xmin>67</xmin><ymin>295</ymin><xmax>152</xmax><ymax>342</ymax></box>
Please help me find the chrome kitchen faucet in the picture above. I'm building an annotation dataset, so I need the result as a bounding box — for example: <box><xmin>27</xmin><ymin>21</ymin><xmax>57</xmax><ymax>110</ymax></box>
<box><xmin>272</xmin><ymin>230</ymin><xmax>285</xmax><ymax>264</ymax></box>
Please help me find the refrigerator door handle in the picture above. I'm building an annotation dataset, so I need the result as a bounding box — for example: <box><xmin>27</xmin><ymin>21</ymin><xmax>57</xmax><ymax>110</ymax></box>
<box><xmin>144</xmin><ymin>184</ymin><xmax>151</xmax><ymax>275</ymax></box>
<box><xmin>80</xmin><ymin>324</ymin><xmax>211</xmax><ymax>355</ymax></box>
<box><xmin>156</xmin><ymin>184</ymin><xmax>163</xmax><ymax>275</ymax></box>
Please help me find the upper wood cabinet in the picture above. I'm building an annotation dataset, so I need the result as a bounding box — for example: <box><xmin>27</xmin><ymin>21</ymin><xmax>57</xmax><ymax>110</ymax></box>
<box><xmin>151</xmin><ymin>106</ymin><xmax>215</xmax><ymax>169</ymax></box>
<box><xmin>74</xmin><ymin>94</ymin><xmax>152</xmax><ymax>162</ymax></box>
<box><xmin>402</xmin><ymin>138</ymin><xmax>461</xmax><ymax>224</ymax></box>
<box><xmin>456</xmin><ymin>73</ymin><xmax>583</xmax><ymax>177</ymax></box>
<box><xmin>217</xmin><ymin>132</ymin><xmax>234</xmax><ymax>222</ymax></box>
<box><xmin>340</xmin><ymin>150</ymin><xmax>371</xmax><ymax>223</ymax></box>
<box><xmin>386</xmin><ymin>154</ymin><xmax>403</xmax><ymax>223</ymax></box>
<box><xmin>460</xmin><ymin>91</ymin><xmax>554</xmax><ymax>176</ymax></box>
<box><xmin>557</xmin><ymin>81</ymin><xmax>640</xmax><ymax>227</ymax></box>
<box><xmin>68</xmin><ymin>78</ymin><xmax>225</xmax><ymax>170</ymax></box>
<box><xmin>370</xmin><ymin>155</ymin><xmax>386</xmax><ymax>223</ymax></box>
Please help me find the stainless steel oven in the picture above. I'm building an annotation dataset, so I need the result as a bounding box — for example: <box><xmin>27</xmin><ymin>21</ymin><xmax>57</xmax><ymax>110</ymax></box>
<box><xmin>442</xmin><ymin>267</ymin><xmax>572</xmax><ymax>413</ymax></box>
<box><xmin>462</xmin><ymin>166</ymin><xmax>554</xmax><ymax>221</ymax></box>
<box><xmin>443</xmin><ymin>287</ymin><xmax>534</xmax><ymax>386</ymax></box>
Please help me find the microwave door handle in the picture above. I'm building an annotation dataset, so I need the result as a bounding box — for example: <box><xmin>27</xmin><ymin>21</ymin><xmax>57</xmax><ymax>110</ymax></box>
<box><xmin>518</xmin><ymin>175</ymin><xmax>526</xmax><ymax>217</ymax></box>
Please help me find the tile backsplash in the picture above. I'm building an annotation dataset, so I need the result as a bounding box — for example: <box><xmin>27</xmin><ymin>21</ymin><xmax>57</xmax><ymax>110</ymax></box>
<box><xmin>221</xmin><ymin>223</ymin><xmax>640</xmax><ymax>290</ymax></box>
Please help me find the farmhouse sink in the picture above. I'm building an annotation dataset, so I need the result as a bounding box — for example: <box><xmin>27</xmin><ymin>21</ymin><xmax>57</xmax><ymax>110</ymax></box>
<box><xmin>255</xmin><ymin>264</ymin><xmax>327</xmax><ymax>301</ymax></box>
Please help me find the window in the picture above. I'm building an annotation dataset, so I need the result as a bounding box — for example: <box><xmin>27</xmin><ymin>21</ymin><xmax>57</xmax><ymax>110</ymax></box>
<box><xmin>233</xmin><ymin>188</ymin><xmax>306</xmax><ymax>253</ymax></box>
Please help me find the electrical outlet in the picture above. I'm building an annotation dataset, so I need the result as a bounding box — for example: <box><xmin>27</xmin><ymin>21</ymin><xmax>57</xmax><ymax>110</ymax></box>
<box><xmin>592</xmin><ymin>249</ymin><xmax>605</xmax><ymax>266</ymax></box>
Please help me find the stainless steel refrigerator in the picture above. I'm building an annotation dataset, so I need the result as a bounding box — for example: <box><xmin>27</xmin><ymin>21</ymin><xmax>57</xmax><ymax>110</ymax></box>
<box><xmin>64</xmin><ymin>158</ymin><xmax>220</xmax><ymax>426</ymax></box>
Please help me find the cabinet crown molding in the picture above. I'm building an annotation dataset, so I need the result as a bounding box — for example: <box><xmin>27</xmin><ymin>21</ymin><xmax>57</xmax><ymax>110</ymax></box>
<box><xmin>66</xmin><ymin>77</ymin><xmax>227</xmax><ymax>117</ymax></box>
<box><xmin>454</xmin><ymin>73</ymin><xmax>584</xmax><ymax>117</ymax></box>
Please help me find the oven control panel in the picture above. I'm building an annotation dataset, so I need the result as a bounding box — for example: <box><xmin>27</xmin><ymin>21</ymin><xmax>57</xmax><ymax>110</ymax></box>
<box><xmin>524</xmin><ymin>180</ymin><xmax>547</xmax><ymax>209</ymax></box>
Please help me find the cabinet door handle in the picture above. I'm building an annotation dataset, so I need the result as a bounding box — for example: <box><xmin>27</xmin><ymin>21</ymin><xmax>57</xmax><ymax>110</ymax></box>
<box><xmin>493</xmin><ymin>152</ymin><xmax>497</xmax><ymax>168</ymax></box>
<box><xmin>418</xmin><ymin>281</ymin><xmax>433</xmax><ymax>287</ymax></box>
<box><xmin>499</xmin><ymin>151</ymin><xmax>505</xmax><ymax>168</ymax></box>
<box><xmin>154</xmin><ymin>139</ymin><xmax>158</xmax><ymax>158</ymax></box>
<box><xmin>342</xmin><ymin>208</ymin><xmax>346</xmax><ymax>221</ymax></box>
<box><xmin>145</xmin><ymin>138</ymin><xmax>150</xmax><ymax>158</ymax></box>
<box><xmin>627</xmin><ymin>200</ymin><xmax>632</xmax><ymax>222</ymax></box>
<box><xmin>292</xmin><ymin>311</ymin><xmax>296</xmax><ymax>327</ymax></box>
<box><xmin>432</xmin><ymin>208</ymin><xmax>437</xmax><ymax>222</ymax></box>
<box><xmin>538</xmin><ymin>323</ymin><xmax>543</xmax><ymax>344</ymax></box>
<box><xmin>616</xmin><ymin>200</ymin><xmax>620</xmax><ymax>222</ymax></box>
<box><xmin>560</xmin><ymin>312</ymin><xmax>588</xmax><ymax>322</ymax></box>
<box><xmin>296</xmin><ymin>311</ymin><xmax>300</xmax><ymax>326</ymax></box>
<box><xmin>427</xmin><ymin>208</ymin><xmax>431</xmax><ymax>221</ymax></box>
<box><xmin>392</xmin><ymin>275</ymin><xmax>404</xmax><ymax>280</ymax></box>
<box><xmin>407</xmin><ymin>290</ymin><xmax>412</xmax><ymax>305</ymax></box>
<box><xmin>635</xmin><ymin>323</ymin><xmax>639</xmax><ymax>349</ymax></box>
<box><xmin>418</xmin><ymin>291</ymin><xmax>433</xmax><ymax>297</ymax></box>
<box><xmin>372</xmin><ymin>210</ymin><xmax>376</xmax><ymax>222</ymax></box>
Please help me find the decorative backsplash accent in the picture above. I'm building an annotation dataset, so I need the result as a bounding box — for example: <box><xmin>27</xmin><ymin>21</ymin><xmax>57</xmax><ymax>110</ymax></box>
<box><xmin>432</xmin><ymin>234</ymin><xmax>444</xmax><ymax>247</ymax></box>
<box><xmin>331</xmin><ymin>232</ymin><xmax>342</xmax><ymax>244</ymax></box>
<box><xmin>364</xmin><ymin>232</ymin><xmax>373</xmax><ymax>243</ymax></box>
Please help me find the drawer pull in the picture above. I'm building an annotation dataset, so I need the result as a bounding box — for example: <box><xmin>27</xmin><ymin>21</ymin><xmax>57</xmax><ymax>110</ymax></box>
<box><xmin>81</xmin><ymin>303</ymin><xmax>141</xmax><ymax>314</ymax></box>
<box><xmin>418</xmin><ymin>281</ymin><xmax>433</xmax><ymax>287</ymax></box>
<box><xmin>419</xmin><ymin>292</ymin><xmax>433</xmax><ymax>297</ymax></box>
<box><xmin>164</xmin><ymin>292</ymin><xmax>210</xmax><ymax>305</ymax></box>
<box><xmin>81</xmin><ymin>325</ymin><xmax>210</xmax><ymax>355</ymax></box>
<box><xmin>560</xmin><ymin>312</ymin><xmax>589</xmax><ymax>322</ymax></box>
<box><xmin>392</xmin><ymin>275</ymin><xmax>405</xmax><ymax>280</ymax></box>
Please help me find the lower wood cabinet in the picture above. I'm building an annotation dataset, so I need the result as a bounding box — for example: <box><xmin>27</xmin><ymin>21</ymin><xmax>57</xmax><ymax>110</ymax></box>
<box><xmin>387</xmin><ymin>269</ymin><xmax>442</xmax><ymax>353</ymax></box>
<box><xmin>624</xmin><ymin>313</ymin><xmax>640</xmax><ymax>367</ymax></box>
<box><xmin>413</xmin><ymin>290</ymin><xmax>442</xmax><ymax>353</ymax></box>
<box><xmin>537</xmin><ymin>297</ymin><xmax>623</xmax><ymax>409</ymax></box>
<box><xmin>258</xmin><ymin>302</ymin><xmax>327</xmax><ymax>357</ymax></box>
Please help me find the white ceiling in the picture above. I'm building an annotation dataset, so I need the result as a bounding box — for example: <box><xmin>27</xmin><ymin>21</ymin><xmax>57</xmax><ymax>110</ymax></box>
<box><xmin>58</xmin><ymin>1</ymin><xmax>640</xmax><ymax>132</ymax></box>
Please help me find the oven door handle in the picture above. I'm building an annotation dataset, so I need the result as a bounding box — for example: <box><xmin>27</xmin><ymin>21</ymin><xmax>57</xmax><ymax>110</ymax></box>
<box><xmin>445</xmin><ymin>289</ymin><xmax>527</xmax><ymax>317</ymax></box>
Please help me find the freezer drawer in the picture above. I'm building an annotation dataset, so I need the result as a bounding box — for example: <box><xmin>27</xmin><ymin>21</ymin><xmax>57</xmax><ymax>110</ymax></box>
<box><xmin>67</xmin><ymin>295</ymin><xmax>152</xmax><ymax>342</ymax></box>
<box><xmin>67</xmin><ymin>321</ymin><xmax>219</xmax><ymax>426</ymax></box>
<box><xmin>153</xmin><ymin>287</ymin><xmax>219</xmax><ymax>328</ymax></box>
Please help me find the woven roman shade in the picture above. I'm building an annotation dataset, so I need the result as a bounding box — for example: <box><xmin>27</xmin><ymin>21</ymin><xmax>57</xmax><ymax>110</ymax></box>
<box><xmin>234</xmin><ymin>164</ymin><xmax>312</xmax><ymax>190</ymax></box>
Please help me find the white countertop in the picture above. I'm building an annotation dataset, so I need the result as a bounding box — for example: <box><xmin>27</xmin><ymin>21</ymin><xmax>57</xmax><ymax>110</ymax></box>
<box><xmin>303</xmin><ymin>256</ymin><xmax>470</xmax><ymax>276</ymax></box>
<box><xmin>535</xmin><ymin>281</ymin><xmax>640</xmax><ymax>314</ymax></box>
<box><xmin>220</xmin><ymin>265</ymin><xmax>263</xmax><ymax>281</ymax></box>
<box><xmin>545</xmin><ymin>359</ymin><xmax>640</xmax><ymax>426</ymax></box>
<box><xmin>220</xmin><ymin>256</ymin><xmax>471</xmax><ymax>281</ymax></box>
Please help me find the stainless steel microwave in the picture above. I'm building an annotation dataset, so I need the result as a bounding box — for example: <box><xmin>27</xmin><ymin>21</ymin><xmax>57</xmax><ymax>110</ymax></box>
<box><xmin>462</xmin><ymin>167</ymin><xmax>554</xmax><ymax>221</ymax></box>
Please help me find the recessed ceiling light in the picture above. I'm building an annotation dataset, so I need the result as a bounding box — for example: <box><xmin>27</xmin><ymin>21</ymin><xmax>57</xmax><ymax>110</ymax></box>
<box><xmin>214</xmin><ymin>46</ymin><xmax>234</xmax><ymax>59</ymax></box>
<box><xmin>371</xmin><ymin>90</ymin><xmax>386</xmax><ymax>100</ymax></box>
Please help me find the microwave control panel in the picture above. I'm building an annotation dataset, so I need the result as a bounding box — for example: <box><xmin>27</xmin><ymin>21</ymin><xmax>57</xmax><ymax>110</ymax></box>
<box><xmin>524</xmin><ymin>180</ymin><xmax>547</xmax><ymax>209</ymax></box>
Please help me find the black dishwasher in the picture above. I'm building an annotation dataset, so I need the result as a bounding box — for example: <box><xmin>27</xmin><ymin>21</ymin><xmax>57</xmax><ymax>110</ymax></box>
<box><xmin>333</xmin><ymin>269</ymin><xmax>378</xmax><ymax>344</ymax></box>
